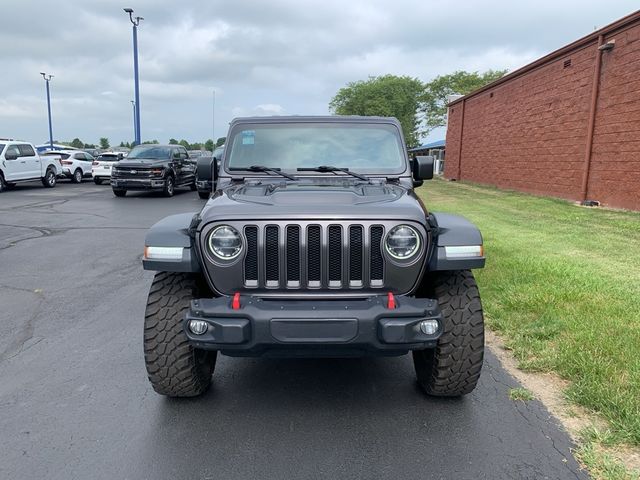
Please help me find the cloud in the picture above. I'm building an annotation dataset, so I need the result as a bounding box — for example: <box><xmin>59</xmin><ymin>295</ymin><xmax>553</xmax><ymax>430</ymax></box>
<box><xmin>0</xmin><ymin>0</ymin><xmax>637</xmax><ymax>144</ymax></box>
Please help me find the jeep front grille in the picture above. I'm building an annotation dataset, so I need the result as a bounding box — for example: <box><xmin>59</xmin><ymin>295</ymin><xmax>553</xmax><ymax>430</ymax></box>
<box><xmin>242</xmin><ymin>223</ymin><xmax>385</xmax><ymax>289</ymax></box>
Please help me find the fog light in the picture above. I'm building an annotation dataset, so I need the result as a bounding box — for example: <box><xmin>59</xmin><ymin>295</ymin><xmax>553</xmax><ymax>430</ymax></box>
<box><xmin>188</xmin><ymin>319</ymin><xmax>208</xmax><ymax>335</ymax></box>
<box><xmin>419</xmin><ymin>319</ymin><xmax>439</xmax><ymax>335</ymax></box>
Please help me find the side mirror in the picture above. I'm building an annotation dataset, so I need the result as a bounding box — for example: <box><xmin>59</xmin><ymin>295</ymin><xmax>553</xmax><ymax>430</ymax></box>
<box><xmin>212</xmin><ymin>157</ymin><xmax>219</xmax><ymax>181</ymax></box>
<box><xmin>413</xmin><ymin>156</ymin><xmax>434</xmax><ymax>181</ymax></box>
<box><xmin>5</xmin><ymin>151</ymin><xmax>18</xmax><ymax>161</ymax></box>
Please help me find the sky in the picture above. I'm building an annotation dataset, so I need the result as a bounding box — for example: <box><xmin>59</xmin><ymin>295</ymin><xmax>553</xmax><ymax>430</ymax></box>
<box><xmin>1</xmin><ymin>0</ymin><xmax>637</xmax><ymax>147</ymax></box>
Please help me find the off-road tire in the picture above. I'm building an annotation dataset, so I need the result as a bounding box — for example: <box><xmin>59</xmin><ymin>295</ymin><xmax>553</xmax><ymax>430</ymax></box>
<box><xmin>72</xmin><ymin>168</ymin><xmax>83</xmax><ymax>183</ymax></box>
<box><xmin>112</xmin><ymin>188</ymin><xmax>127</xmax><ymax>197</ymax></box>
<box><xmin>413</xmin><ymin>270</ymin><xmax>484</xmax><ymax>396</ymax></box>
<box><xmin>0</xmin><ymin>172</ymin><xmax>6</xmax><ymax>192</ymax></box>
<box><xmin>198</xmin><ymin>191</ymin><xmax>209</xmax><ymax>200</ymax></box>
<box><xmin>163</xmin><ymin>176</ymin><xmax>175</xmax><ymax>197</ymax></box>
<box><xmin>94</xmin><ymin>177</ymin><xmax>103</xmax><ymax>185</ymax></box>
<box><xmin>41</xmin><ymin>169</ymin><xmax>57</xmax><ymax>188</ymax></box>
<box><xmin>144</xmin><ymin>272</ymin><xmax>217</xmax><ymax>397</ymax></box>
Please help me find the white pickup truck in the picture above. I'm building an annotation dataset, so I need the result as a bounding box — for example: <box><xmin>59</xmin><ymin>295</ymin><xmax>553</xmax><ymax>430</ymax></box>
<box><xmin>0</xmin><ymin>140</ymin><xmax>62</xmax><ymax>192</ymax></box>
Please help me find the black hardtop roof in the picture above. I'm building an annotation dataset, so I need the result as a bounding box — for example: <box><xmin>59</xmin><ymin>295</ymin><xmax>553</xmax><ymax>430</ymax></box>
<box><xmin>229</xmin><ymin>115</ymin><xmax>402</xmax><ymax>128</ymax></box>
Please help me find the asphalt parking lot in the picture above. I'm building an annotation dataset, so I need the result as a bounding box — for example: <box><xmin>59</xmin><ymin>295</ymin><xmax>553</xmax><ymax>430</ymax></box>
<box><xmin>0</xmin><ymin>180</ymin><xmax>587</xmax><ymax>480</ymax></box>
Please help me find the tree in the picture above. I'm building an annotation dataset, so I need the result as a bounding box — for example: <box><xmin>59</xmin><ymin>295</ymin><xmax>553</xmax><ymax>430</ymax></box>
<box><xmin>142</xmin><ymin>139</ymin><xmax>159</xmax><ymax>144</ymax></box>
<box><xmin>420</xmin><ymin>70</ymin><xmax>507</xmax><ymax>133</ymax></box>
<box><xmin>216</xmin><ymin>137</ymin><xmax>226</xmax><ymax>147</ymax></box>
<box><xmin>204</xmin><ymin>139</ymin><xmax>214</xmax><ymax>151</ymax></box>
<box><xmin>99</xmin><ymin>137</ymin><xmax>110</xmax><ymax>149</ymax></box>
<box><xmin>329</xmin><ymin>75</ymin><xmax>425</xmax><ymax>147</ymax></box>
<box><xmin>70</xmin><ymin>138</ymin><xmax>84</xmax><ymax>149</ymax></box>
<box><xmin>179</xmin><ymin>139</ymin><xmax>190</xmax><ymax>149</ymax></box>
<box><xmin>169</xmin><ymin>138</ymin><xmax>179</xmax><ymax>145</ymax></box>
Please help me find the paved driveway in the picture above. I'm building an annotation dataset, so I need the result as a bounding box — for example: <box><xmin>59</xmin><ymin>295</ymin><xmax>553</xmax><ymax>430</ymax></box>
<box><xmin>0</xmin><ymin>182</ymin><xmax>587</xmax><ymax>479</ymax></box>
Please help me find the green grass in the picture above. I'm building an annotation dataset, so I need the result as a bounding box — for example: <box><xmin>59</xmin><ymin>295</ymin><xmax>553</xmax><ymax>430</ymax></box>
<box><xmin>417</xmin><ymin>179</ymin><xmax>640</xmax><ymax>446</ymax></box>
<box><xmin>509</xmin><ymin>387</ymin><xmax>535</xmax><ymax>402</ymax></box>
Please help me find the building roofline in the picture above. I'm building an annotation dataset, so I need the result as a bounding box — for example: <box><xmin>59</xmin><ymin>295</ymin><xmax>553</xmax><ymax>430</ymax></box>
<box><xmin>449</xmin><ymin>9</ymin><xmax>640</xmax><ymax>106</ymax></box>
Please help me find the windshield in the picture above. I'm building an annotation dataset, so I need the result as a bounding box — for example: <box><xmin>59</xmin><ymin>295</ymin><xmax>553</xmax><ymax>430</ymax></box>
<box><xmin>127</xmin><ymin>146</ymin><xmax>172</xmax><ymax>160</ymax></box>
<box><xmin>0</xmin><ymin>144</ymin><xmax>5</xmax><ymax>154</ymax></box>
<box><xmin>226</xmin><ymin>123</ymin><xmax>405</xmax><ymax>174</ymax></box>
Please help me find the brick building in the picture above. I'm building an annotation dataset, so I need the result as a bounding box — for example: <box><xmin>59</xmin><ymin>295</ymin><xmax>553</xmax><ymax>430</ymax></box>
<box><xmin>445</xmin><ymin>10</ymin><xmax>640</xmax><ymax>210</ymax></box>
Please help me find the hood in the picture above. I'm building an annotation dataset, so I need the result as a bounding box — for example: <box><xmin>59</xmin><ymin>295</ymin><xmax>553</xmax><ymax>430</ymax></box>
<box><xmin>116</xmin><ymin>158</ymin><xmax>167</xmax><ymax>168</ymax></box>
<box><xmin>200</xmin><ymin>180</ymin><xmax>428</xmax><ymax>223</ymax></box>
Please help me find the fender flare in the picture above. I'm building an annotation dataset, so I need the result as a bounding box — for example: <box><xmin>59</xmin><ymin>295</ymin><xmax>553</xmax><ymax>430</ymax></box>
<box><xmin>142</xmin><ymin>212</ymin><xmax>201</xmax><ymax>272</ymax></box>
<box><xmin>427</xmin><ymin>212</ymin><xmax>485</xmax><ymax>271</ymax></box>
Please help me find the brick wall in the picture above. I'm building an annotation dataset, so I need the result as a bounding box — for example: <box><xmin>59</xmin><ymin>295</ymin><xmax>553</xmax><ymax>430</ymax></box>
<box><xmin>445</xmin><ymin>13</ymin><xmax>640</xmax><ymax>210</ymax></box>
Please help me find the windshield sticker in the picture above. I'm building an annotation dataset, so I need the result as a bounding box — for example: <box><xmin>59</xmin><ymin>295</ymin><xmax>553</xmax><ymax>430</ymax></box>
<box><xmin>242</xmin><ymin>130</ymin><xmax>255</xmax><ymax>145</ymax></box>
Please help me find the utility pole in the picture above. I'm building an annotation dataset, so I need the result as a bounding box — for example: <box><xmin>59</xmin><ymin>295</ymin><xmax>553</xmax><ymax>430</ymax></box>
<box><xmin>124</xmin><ymin>8</ymin><xmax>143</xmax><ymax>146</ymax></box>
<box><xmin>40</xmin><ymin>72</ymin><xmax>54</xmax><ymax>149</ymax></box>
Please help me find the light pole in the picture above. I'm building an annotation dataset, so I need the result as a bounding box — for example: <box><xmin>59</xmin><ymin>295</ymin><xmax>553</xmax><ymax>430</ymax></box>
<box><xmin>124</xmin><ymin>8</ymin><xmax>143</xmax><ymax>146</ymax></box>
<box><xmin>211</xmin><ymin>90</ymin><xmax>216</xmax><ymax>146</ymax></box>
<box><xmin>40</xmin><ymin>72</ymin><xmax>54</xmax><ymax>149</ymax></box>
<box><xmin>131</xmin><ymin>100</ymin><xmax>137</xmax><ymax>144</ymax></box>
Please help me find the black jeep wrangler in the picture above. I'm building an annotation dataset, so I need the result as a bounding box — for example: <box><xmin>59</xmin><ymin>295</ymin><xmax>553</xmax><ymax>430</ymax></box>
<box><xmin>142</xmin><ymin>116</ymin><xmax>485</xmax><ymax>397</ymax></box>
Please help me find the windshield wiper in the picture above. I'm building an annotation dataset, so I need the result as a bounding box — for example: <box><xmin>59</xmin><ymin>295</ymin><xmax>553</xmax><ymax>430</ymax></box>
<box><xmin>229</xmin><ymin>165</ymin><xmax>298</xmax><ymax>181</ymax></box>
<box><xmin>297</xmin><ymin>165</ymin><xmax>370</xmax><ymax>182</ymax></box>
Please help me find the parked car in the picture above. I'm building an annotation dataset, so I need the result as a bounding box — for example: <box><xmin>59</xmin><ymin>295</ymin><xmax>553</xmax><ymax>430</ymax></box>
<box><xmin>41</xmin><ymin>150</ymin><xmax>94</xmax><ymax>183</ymax></box>
<box><xmin>82</xmin><ymin>148</ymin><xmax>102</xmax><ymax>158</ymax></box>
<box><xmin>0</xmin><ymin>140</ymin><xmax>61</xmax><ymax>191</ymax></box>
<box><xmin>110</xmin><ymin>144</ymin><xmax>196</xmax><ymax>197</ymax></box>
<box><xmin>92</xmin><ymin>152</ymin><xmax>125</xmax><ymax>184</ymax></box>
<box><xmin>141</xmin><ymin>115</ymin><xmax>486</xmax><ymax>398</ymax></box>
<box><xmin>195</xmin><ymin>145</ymin><xmax>223</xmax><ymax>199</ymax></box>
<box><xmin>188</xmin><ymin>150</ymin><xmax>211</xmax><ymax>158</ymax></box>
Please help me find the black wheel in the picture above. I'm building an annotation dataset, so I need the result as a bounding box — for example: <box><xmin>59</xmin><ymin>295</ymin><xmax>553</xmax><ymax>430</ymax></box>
<box><xmin>163</xmin><ymin>176</ymin><xmax>175</xmax><ymax>197</ymax></box>
<box><xmin>72</xmin><ymin>169</ymin><xmax>83</xmax><ymax>183</ymax></box>
<box><xmin>144</xmin><ymin>272</ymin><xmax>217</xmax><ymax>397</ymax></box>
<box><xmin>413</xmin><ymin>270</ymin><xmax>484</xmax><ymax>396</ymax></box>
<box><xmin>0</xmin><ymin>173</ymin><xmax>6</xmax><ymax>193</ymax></box>
<box><xmin>198</xmin><ymin>191</ymin><xmax>209</xmax><ymax>200</ymax></box>
<box><xmin>112</xmin><ymin>189</ymin><xmax>127</xmax><ymax>197</ymax></box>
<box><xmin>94</xmin><ymin>177</ymin><xmax>103</xmax><ymax>185</ymax></box>
<box><xmin>41</xmin><ymin>169</ymin><xmax>57</xmax><ymax>188</ymax></box>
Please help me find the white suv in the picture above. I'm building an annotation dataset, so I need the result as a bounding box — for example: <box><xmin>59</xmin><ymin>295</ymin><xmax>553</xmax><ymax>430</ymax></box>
<box><xmin>41</xmin><ymin>150</ymin><xmax>94</xmax><ymax>183</ymax></box>
<box><xmin>0</xmin><ymin>140</ymin><xmax>61</xmax><ymax>191</ymax></box>
<box><xmin>92</xmin><ymin>152</ymin><xmax>125</xmax><ymax>184</ymax></box>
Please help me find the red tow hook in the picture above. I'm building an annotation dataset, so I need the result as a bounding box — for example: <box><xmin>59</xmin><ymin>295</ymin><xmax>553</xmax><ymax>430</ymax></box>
<box><xmin>232</xmin><ymin>292</ymin><xmax>241</xmax><ymax>310</ymax></box>
<box><xmin>387</xmin><ymin>292</ymin><xmax>396</xmax><ymax>309</ymax></box>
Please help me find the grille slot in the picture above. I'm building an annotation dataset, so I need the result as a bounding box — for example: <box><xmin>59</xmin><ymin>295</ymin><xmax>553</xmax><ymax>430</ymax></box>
<box><xmin>349</xmin><ymin>226</ymin><xmax>363</xmax><ymax>286</ymax></box>
<box><xmin>265</xmin><ymin>226</ymin><xmax>279</xmax><ymax>286</ymax></box>
<box><xmin>307</xmin><ymin>225</ymin><xmax>322</xmax><ymax>287</ymax></box>
<box><xmin>286</xmin><ymin>226</ymin><xmax>301</xmax><ymax>287</ymax></box>
<box><xmin>370</xmin><ymin>226</ymin><xmax>384</xmax><ymax>285</ymax></box>
<box><xmin>244</xmin><ymin>226</ymin><xmax>258</xmax><ymax>287</ymax></box>
<box><xmin>328</xmin><ymin>226</ymin><xmax>342</xmax><ymax>286</ymax></box>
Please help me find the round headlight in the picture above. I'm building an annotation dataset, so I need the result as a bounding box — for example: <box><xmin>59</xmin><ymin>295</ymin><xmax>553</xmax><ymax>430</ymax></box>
<box><xmin>208</xmin><ymin>225</ymin><xmax>243</xmax><ymax>260</ymax></box>
<box><xmin>385</xmin><ymin>225</ymin><xmax>420</xmax><ymax>260</ymax></box>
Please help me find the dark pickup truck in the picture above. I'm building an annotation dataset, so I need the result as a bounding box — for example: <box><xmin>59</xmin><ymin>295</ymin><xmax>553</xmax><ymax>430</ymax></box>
<box><xmin>111</xmin><ymin>144</ymin><xmax>196</xmax><ymax>197</ymax></box>
<box><xmin>141</xmin><ymin>116</ymin><xmax>486</xmax><ymax>398</ymax></box>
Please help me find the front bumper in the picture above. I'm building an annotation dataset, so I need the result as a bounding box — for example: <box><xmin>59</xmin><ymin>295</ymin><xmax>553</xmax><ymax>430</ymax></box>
<box><xmin>185</xmin><ymin>295</ymin><xmax>442</xmax><ymax>357</ymax></box>
<box><xmin>111</xmin><ymin>178</ymin><xmax>165</xmax><ymax>190</ymax></box>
